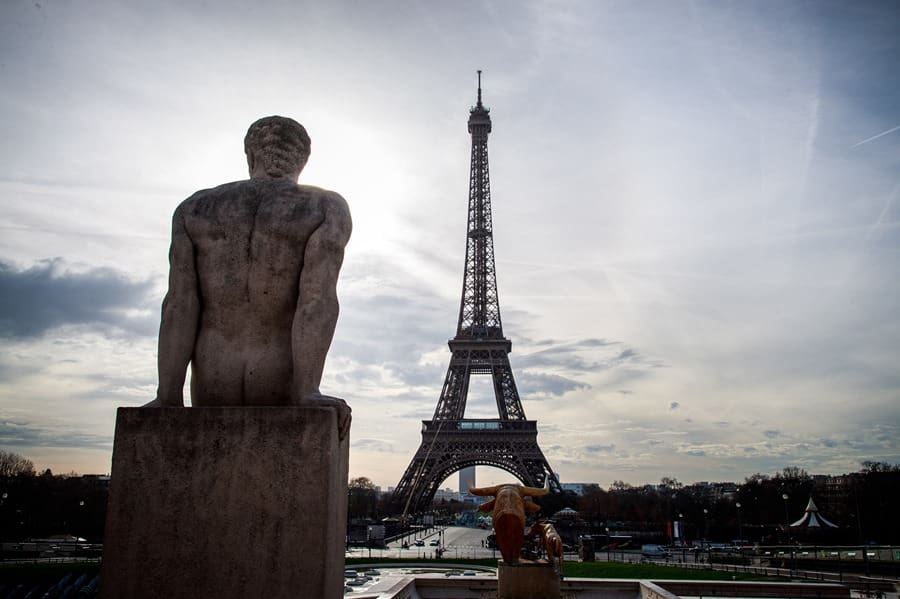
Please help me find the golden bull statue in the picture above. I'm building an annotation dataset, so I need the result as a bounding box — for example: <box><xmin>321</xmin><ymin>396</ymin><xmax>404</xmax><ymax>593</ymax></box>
<box><xmin>470</xmin><ymin>478</ymin><xmax>550</xmax><ymax>564</ymax></box>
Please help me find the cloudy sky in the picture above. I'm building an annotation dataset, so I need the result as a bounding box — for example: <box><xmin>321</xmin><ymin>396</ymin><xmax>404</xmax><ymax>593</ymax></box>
<box><xmin>1</xmin><ymin>0</ymin><xmax>898</xmax><ymax>491</ymax></box>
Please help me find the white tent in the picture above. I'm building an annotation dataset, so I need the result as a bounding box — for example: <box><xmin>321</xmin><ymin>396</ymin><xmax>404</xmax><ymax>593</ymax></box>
<box><xmin>790</xmin><ymin>497</ymin><xmax>838</xmax><ymax>529</ymax></box>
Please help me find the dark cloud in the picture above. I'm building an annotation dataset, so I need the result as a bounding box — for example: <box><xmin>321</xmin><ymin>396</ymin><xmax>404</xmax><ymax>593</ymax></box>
<box><xmin>531</xmin><ymin>339</ymin><xmax>557</xmax><ymax>347</ymax></box>
<box><xmin>518</xmin><ymin>371</ymin><xmax>590</xmax><ymax>398</ymax></box>
<box><xmin>0</xmin><ymin>417</ymin><xmax>112</xmax><ymax>450</ymax></box>
<box><xmin>333</xmin><ymin>290</ymin><xmax>618</xmax><ymax>402</ymax></box>
<box><xmin>515</xmin><ymin>338</ymin><xmax>636</xmax><ymax>372</ymax></box>
<box><xmin>577</xmin><ymin>338</ymin><xmax>622</xmax><ymax>348</ymax></box>
<box><xmin>331</xmin><ymin>287</ymin><xmax>450</xmax><ymax>389</ymax></box>
<box><xmin>669</xmin><ymin>401</ymin><xmax>680</xmax><ymax>410</ymax></box>
<box><xmin>585</xmin><ymin>444</ymin><xmax>616</xmax><ymax>453</ymax></box>
<box><xmin>0</xmin><ymin>259</ymin><xmax>157</xmax><ymax>338</ymax></box>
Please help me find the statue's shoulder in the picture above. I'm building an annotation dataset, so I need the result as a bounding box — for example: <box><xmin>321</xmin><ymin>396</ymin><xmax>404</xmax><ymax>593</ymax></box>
<box><xmin>183</xmin><ymin>180</ymin><xmax>251</xmax><ymax>202</ymax></box>
<box><xmin>173</xmin><ymin>179</ymin><xmax>255</xmax><ymax>219</ymax></box>
<box><xmin>293</xmin><ymin>185</ymin><xmax>351</xmax><ymax>240</ymax></box>
<box><xmin>294</xmin><ymin>184</ymin><xmax>345</xmax><ymax>202</ymax></box>
<box><xmin>295</xmin><ymin>184</ymin><xmax>350</xmax><ymax>216</ymax></box>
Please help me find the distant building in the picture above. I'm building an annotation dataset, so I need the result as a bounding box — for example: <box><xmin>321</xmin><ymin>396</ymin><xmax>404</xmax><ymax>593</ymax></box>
<box><xmin>81</xmin><ymin>474</ymin><xmax>111</xmax><ymax>489</ymax></box>
<box><xmin>434</xmin><ymin>488</ymin><xmax>462</xmax><ymax>502</ymax></box>
<box><xmin>459</xmin><ymin>466</ymin><xmax>476</xmax><ymax>493</ymax></box>
<box><xmin>561</xmin><ymin>483</ymin><xmax>599</xmax><ymax>496</ymax></box>
<box><xmin>683</xmin><ymin>481</ymin><xmax>738</xmax><ymax>501</ymax></box>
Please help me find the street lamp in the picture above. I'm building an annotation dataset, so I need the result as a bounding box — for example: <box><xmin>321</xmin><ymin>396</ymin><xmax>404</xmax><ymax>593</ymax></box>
<box><xmin>78</xmin><ymin>500</ymin><xmax>85</xmax><ymax>542</ymax></box>
<box><xmin>605</xmin><ymin>526</ymin><xmax>611</xmax><ymax>562</ymax></box>
<box><xmin>703</xmin><ymin>508</ymin><xmax>709</xmax><ymax>544</ymax></box>
<box><xmin>782</xmin><ymin>494</ymin><xmax>790</xmax><ymax>543</ymax></box>
<box><xmin>735</xmin><ymin>502</ymin><xmax>743</xmax><ymax>547</ymax></box>
<box><xmin>782</xmin><ymin>493</ymin><xmax>796</xmax><ymax>575</ymax></box>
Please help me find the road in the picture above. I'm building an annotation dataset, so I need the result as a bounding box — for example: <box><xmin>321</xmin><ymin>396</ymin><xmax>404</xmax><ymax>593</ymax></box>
<box><xmin>345</xmin><ymin>526</ymin><xmax>497</xmax><ymax>560</ymax></box>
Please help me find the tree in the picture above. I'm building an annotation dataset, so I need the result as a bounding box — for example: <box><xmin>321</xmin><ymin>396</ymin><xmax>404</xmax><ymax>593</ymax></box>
<box><xmin>775</xmin><ymin>466</ymin><xmax>809</xmax><ymax>480</ymax></box>
<box><xmin>744</xmin><ymin>473</ymin><xmax>770</xmax><ymax>485</ymax></box>
<box><xmin>348</xmin><ymin>477</ymin><xmax>379</xmax><ymax>522</ymax></box>
<box><xmin>349</xmin><ymin>477</ymin><xmax>377</xmax><ymax>491</ymax></box>
<box><xmin>535</xmin><ymin>490</ymin><xmax>577</xmax><ymax>516</ymax></box>
<box><xmin>660</xmin><ymin>477</ymin><xmax>682</xmax><ymax>490</ymax></box>
<box><xmin>860</xmin><ymin>460</ymin><xmax>900</xmax><ymax>473</ymax></box>
<box><xmin>0</xmin><ymin>450</ymin><xmax>34</xmax><ymax>477</ymax></box>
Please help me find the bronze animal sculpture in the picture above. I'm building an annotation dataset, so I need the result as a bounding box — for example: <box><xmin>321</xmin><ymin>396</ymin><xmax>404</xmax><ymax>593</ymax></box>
<box><xmin>470</xmin><ymin>479</ymin><xmax>549</xmax><ymax>563</ymax></box>
<box><xmin>527</xmin><ymin>520</ymin><xmax>564</xmax><ymax>573</ymax></box>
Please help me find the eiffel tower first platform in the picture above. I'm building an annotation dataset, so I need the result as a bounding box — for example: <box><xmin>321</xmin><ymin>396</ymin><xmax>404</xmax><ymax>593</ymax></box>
<box><xmin>391</xmin><ymin>73</ymin><xmax>560</xmax><ymax>517</ymax></box>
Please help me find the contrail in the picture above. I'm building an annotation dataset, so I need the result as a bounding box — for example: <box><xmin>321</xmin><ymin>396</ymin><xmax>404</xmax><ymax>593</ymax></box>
<box><xmin>850</xmin><ymin>124</ymin><xmax>900</xmax><ymax>148</ymax></box>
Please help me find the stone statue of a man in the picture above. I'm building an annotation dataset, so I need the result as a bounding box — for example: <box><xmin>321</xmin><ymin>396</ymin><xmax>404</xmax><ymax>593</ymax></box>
<box><xmin>150</xmin><ymin>116</ymin><xmax>351</xmax><ymax>414</ymax></box>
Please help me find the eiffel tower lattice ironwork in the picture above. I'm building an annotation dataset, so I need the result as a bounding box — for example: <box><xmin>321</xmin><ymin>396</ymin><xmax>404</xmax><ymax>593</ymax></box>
<box><xmin>392</xmin><ymin>72</ymin><xmax>560</xmax><ymax>517</ymax></box>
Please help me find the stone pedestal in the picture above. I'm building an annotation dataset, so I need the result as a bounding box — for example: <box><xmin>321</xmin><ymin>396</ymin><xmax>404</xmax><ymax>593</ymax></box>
<box><xmin>100</xmin><ymin>406</ymin><xmax>349</xmax><ymax>599</ymax></box>
<box><xmin>498</xmin><ymin>561</ymin><xmax>561</xmax><ymax>599</ymax></box>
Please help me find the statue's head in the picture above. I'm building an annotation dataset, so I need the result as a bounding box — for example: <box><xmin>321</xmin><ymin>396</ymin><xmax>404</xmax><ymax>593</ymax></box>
<box><xmin>244</xmin><ymin>116</ymin><xmax>311</xmax><ymax>181</ymax></box>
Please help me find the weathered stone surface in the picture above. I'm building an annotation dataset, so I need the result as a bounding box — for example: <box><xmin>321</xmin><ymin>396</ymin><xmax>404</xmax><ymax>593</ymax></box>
<box><xmin>154</xmin><ymin>115</ymin><xmax>352</xmax><ymax>409</ymax></box>
<box><xmin>498</xmin><ymin>561</ymin><xmax>561</xmax><ymax>599</ymax></box>
<box><xmin>99</xmin><ymin>406</ymin><xmax>349</xmax><ymax>599</ymax></box>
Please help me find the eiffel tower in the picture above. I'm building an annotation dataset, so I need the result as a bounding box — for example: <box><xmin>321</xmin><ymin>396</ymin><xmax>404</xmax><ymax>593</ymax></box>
<box><xmin>392</xmin><ymin>72</ymin><xmax>560</xmax><ymax>517</ymax></box>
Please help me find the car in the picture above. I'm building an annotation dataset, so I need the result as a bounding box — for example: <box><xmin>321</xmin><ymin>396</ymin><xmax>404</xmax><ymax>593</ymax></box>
<box><xmin>429</xmin><ymin>539</ymin><xmax>440</xmax><ymax>546</ymax></box>
<box><xmin>414</xmin><ymin>539</ymin><xmax>425</xmax><ymax>546</ymax></box>
<box><xmin>641</xmin><ymin>544</ymin><xmax>669</xmax><ymax>558</ymax></box>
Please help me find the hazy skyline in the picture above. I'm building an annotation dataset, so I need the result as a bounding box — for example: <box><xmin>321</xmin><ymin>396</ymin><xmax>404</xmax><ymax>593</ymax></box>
<box><xmin>1</xmin><ymin>0</ymin><xmax>898</xmax><ymax>491</ymax></box>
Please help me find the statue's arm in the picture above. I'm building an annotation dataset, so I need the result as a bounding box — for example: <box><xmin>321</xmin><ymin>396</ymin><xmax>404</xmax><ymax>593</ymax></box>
<box><xmin>291</xmin><ymin>192</ymin><xmax>352</xmax><ymax>402</ymax></box>
<box><xmin>154</xmin><ymin>205</ymin><xmax>200</xmax><ymax>407</ymax></box>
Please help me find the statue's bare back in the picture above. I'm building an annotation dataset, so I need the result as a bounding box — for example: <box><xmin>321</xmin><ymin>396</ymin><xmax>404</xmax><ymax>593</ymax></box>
<box><xmin>153</xmin><ymin>117</ymin><xmax>351</xmax><ymax>412</ymax></box>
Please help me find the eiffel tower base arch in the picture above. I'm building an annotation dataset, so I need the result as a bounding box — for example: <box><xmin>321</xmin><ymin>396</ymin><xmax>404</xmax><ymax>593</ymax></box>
<box><xmin>392</xmin><ymin>419</ymin><xmax>560</xmax><ymax>516</ymax></box>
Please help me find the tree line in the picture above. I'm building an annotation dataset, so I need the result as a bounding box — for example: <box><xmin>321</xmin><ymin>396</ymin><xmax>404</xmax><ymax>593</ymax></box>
<box><xmin>348</xmin><ymin>463</ymin><xmax>900</xmax><ymax>545</ymax></box>
<box><xmin>2</xmin><ymin>450</ymin><xmax>898</xmax><ymax>545</ymax></box>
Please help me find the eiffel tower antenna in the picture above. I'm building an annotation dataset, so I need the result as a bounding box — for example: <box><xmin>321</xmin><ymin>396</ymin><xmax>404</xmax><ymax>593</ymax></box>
<box><xmin>477</xmin><ymin>69</ymin><xmax>483</xmax><ymax>106</ymax></box>
<box><xmin>392</xmin><ymin>72</ymin><xmax>560</xmax><ymax>517</ymax></box>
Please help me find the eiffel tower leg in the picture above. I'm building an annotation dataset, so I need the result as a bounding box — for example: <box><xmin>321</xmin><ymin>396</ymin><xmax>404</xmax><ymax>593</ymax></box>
<box><xmin>392</xmin><ymin>444</ymin><xmax>433</xmax><ymax>517</ymax></box>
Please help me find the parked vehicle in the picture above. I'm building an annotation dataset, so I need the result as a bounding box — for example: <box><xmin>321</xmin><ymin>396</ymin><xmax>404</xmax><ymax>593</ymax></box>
<box><xmin>641</xmin><ymin>544</ymin><xmax>669</xmax><ymax>558</ymax></box>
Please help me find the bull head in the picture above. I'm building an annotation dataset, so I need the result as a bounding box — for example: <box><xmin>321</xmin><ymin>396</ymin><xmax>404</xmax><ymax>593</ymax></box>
<box><xmin>469</xmin><ymin>478</ymin><xmax>550</xmax><ymax>563</ymax></box>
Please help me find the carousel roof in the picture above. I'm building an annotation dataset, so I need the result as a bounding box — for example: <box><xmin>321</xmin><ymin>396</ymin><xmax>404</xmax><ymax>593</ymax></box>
<box><xmin>790</xmin><ymin>496</ymin><xmax>838</xmax><ymax>529</ymax></box>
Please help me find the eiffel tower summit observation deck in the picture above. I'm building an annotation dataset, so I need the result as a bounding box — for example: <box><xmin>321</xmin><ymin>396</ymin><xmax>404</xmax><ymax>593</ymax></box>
<box><xmin>392</xmin><ymin>72</ymin><xmax>560</xmax><ymax>517</ymax></box>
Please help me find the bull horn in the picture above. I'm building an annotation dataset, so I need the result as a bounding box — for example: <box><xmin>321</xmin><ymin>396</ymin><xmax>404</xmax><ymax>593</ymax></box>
<box><xmin>520</xmin><ymin>476</ymin><xmax>551</xmax><ymax>497</ymax></box>
<box><xmin>469</xmin><ymin>485</ymin><xmax>501</xmax><ymax>496</ymax></box>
